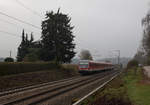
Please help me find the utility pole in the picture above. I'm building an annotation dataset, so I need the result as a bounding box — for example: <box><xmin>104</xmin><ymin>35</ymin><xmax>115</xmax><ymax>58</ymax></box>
<box><xmin>112</xmin><ymin>50</ymin><xmax>120</xmax><ymax>65</ymax></box>
<box><xmin>118</xmin><ymin>50</ymin><xmax>120</xmax><ymax>65</ymax></box>
<box><xmin>116</xmin><ymin>50</ymin><xmax>120</xmax><ymax>65</ymax></box>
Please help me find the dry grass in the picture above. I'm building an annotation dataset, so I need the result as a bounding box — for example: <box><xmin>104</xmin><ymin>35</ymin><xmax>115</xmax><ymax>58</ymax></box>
<box><xmin>0</xmin><ymin>64</ymin><xmax>79</xmax><ymax>91</ymax></box>
<box><xmin>81</xmin><ymin>75</ymin><xmax>133</xmax><ymax>105</ymax></box>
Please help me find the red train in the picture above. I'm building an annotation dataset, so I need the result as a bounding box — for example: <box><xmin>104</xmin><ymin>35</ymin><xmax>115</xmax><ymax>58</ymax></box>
<box><xmin>78</xmin><ymin>60</ymin><xmax>114</xmax><ymax>74</ymax></box>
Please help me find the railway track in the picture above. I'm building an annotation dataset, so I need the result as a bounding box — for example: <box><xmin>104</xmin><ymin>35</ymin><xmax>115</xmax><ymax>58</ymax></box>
<box><xmin>0</xmin><ymin>76</ymin><xmax>80</xmax><ymax>97</ymax></box>
<box><xmin>0</xmin><ymin>70</ymin><xmax>118</xmax><ymax>105</ymax></box>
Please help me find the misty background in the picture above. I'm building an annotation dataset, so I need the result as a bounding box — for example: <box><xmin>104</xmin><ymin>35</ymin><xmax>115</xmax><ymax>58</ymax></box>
<box><xmin>0</xmin><ymin>0</ymin><xmax>149</xmax><ymax>60</ymax></box>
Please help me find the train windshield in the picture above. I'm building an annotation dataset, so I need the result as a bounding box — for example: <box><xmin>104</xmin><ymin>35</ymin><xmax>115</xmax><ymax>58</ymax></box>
<box><xmin>79</xmin><ymin>63</ymin><xmax>89</xmax><ymax>68</ymax></box>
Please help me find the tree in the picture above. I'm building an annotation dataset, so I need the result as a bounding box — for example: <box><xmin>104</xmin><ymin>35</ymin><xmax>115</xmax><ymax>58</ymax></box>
<box><xmin>79</xmin><ymin>50</ymin><xmax>93</xmax><ymax>60</ymax></box>
<box><xmin>127</xmin><ymin>59</ymin><xmax>139</xmax><ymax>75</ymax></box>
<box><xmin>23</xmin><ymin>48</ymin><xmax>40</xmax><ymax>62</ymax></box>
<box><xmin>141</xmin><ymin>12</ymin><xmax>150</xmax><ymax>64</ymax></box>
<box><xmin>30</xmin><ymin>32</ymin><xmax>34</xmax><ymax>43</ymax></box>
<box><xmin>134</xmin><ymin>45</ymin><xmax>146</xmax><ymax>64</ymax></box>
<box><xmin>127</xmin><ymin>59</ymin><xmax>139</xmax><ymax>69</ymax></box>
<box><xmin>17</xmin><ymin>30</ymin><xmax>40</xmax><ymax>62</ymax></box>
<box><xmin>17</xmin><ymin>29</ymin><xmax>29</xmax><ymax>61</ymax></box>
<box><xmin>4</xmin><ymin>57</ymin><xmax>14</xmax><ymax>62</ymax></box>
<box><xmin>41</xmin><ymin>9</ymin><xmax>75</xmax><ymax>63</ymax></box>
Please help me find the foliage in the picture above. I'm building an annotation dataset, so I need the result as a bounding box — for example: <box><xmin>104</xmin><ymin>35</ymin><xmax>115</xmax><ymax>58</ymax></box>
<box><xmin>134</xmin><ymin>49</ymin><xmax>146</xmax><ymax>64</ymax></box>
<box><xmin>140</xmin><ymin>11</ymin><xmax>150</xmax><ymax>64</ymax></box>
<box><xmin>127</xmin><ymin>59</ymin><xmax>139</xmax><ymax>69</ymax></box>
<box><xmin>82</xmin><ymin>76</ymin><xmax>132</xmax><ymax>105</ymax></box>
<box><xmin>23</xmin><ymin>48</ymin><xmax>41</xmax><ymax>62</ymax></box>
<box><xmin>0</xmin><ymin>62</ymin><xmax>60</xmax><ymax>76</ymax></box>
<box><xmin>17</xmin><ymin>30</ymin><xmax>28</xmax><ymax>61</ymax></box>
<box><xmin>0</xmin><ymin>66</ymin><xmax>79</xmax><ymax>91</ymax></box>
<box><xmin>4</xmin><ymin>57</ymin><xmax>14</xmax><ymax>62</ymax></box>
<box><xmin>17</xmin><ymin>30</ymin><xmax>34</xmax><ymax>61</ymax></box>
<box><xmin>134</xmin><ymin>11</ymin><xmax>150</xmax><ymax>65</ymax></box>
<box><xmin>81</xmin><ymin>68</ymin><xmax>150</xmax><ymax>105</ymax></box>
<box><xmin>89</xmin><ymin>87</ymin><xmax>132</xmax><ymax>105</ymax></box>
<box><xmin>41</xmin><ymin>9</ymin><xmax>76</xmax><ymax>63</ymax></box>
<box><xmin>79</xmin><ymin>49</ymin><xmax>93</xmax><ymax>60</ymax></box>
<box><xmin>142</xmin><ymin>13</ymin><xmax>150</xmax><ymax>56</ymax></box>
<box><xmin>123</xmin><ymin>68</ymin><xmax>150</xmax><ymax>105</ymax></box>
<box><xmin>17</xmin><ymin>30</ymin><xmax>42</xmax><ymax>62</ymax></box>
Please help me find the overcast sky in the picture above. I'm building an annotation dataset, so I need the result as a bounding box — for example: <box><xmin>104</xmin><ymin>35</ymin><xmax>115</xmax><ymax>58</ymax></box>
<box><xmin>0</xmin><ymin>0</ymin><xmax>149</xmax><ymax>59</ymax></box>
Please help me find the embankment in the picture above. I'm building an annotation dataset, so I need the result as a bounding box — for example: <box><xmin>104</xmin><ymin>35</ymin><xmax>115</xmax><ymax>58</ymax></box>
<box><xmin>0</xmin><ymin>62</ymin><xmax>79</xmax><ymax>91</ymax></box>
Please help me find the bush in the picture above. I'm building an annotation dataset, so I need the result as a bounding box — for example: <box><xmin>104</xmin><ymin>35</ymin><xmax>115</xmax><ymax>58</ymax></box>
<box><xmin>127</xmin><ymin>59</ymin><xmax>139</xmax><ymax>69</ymax></box>
<box><xmin>23</xmin><ymin>53</ymin><xmax>39</xmax><ymax>62</ymax></box>
<box><xmin>61</xmin><ymin>64</ymin><xmax>78</xmax><ymax>76</ymax></box>
<box><xmin>0</xmin><ymin>62</ymin><xmax>60</xmax><ymax>76</ymax></box>
<box><xmin>90</xmin><ymin>87</ymin><xmax>132</xmax><ymax>105</ymax></box>
<box><xmin>4</xmin><ymin>57</ymin><xmax>14</xmax><ymax>62</ymax></box>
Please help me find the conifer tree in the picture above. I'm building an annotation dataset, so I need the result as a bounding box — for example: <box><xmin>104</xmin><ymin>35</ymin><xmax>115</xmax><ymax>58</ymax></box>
<box><xmin>41</xmin><ymin>9</ymin><xmax>76</xmax><ymax>63</ymax></box>
<box><xmin>30</xmin><ymin>32</ymin><xmax>34</xmax><ymax>42</ymax></box>
<box><xmin>17</xmin><ymin>29</ymin><xmax>29</xmax><ymax>61</ymax></box>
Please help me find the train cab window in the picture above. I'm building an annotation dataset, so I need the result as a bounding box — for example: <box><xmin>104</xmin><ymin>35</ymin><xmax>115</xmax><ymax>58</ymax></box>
<box><xmin>79</xmin><ymin>63</ymin><xmax>89</xmax><ymax>68</ymax></box>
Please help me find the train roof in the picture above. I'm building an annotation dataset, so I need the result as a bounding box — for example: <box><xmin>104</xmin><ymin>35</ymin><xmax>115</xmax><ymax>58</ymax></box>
<box><xmin>79</xmin><ymin>60</ymin><xmax>113</xmax><ymax>65</ymax></box>
<box><xmin>90</xmin><ymin>61</ymin><xmax>113</xmax><ymax>65</ymax></box>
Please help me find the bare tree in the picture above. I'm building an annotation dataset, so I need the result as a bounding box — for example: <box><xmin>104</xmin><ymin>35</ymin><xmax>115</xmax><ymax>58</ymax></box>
<box><xmin>79</xmin><ymin>50</ymin><xmax>93</xmax><ymax>60</ymax></box>
<box><xmin>141</xmin><ymin>11</ymin><xmax>150</xmax><ymax>64</ymax></box>
<box><xmin>142</xmin><ymin>12</ymin><xmax>150</xmax><ymax>56</ymax></box>
<box><xmin>134</xmin><ymin>44</ymin><xmax>146</xmax><ymax>64</ymax></box>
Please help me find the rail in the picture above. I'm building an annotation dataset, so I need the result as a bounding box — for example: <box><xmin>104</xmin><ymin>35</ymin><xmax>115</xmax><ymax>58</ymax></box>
<box><xmin>73</xmin><ymin>72</ymin><xmax>120</xmax><ymax>105</ymax></box>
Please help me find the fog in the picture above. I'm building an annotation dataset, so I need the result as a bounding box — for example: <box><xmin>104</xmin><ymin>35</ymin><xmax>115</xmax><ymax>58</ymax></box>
<box><xmin>0</xmin><ymin>0</ymin><xmax>149</xmax><ymax>59</ymax></box>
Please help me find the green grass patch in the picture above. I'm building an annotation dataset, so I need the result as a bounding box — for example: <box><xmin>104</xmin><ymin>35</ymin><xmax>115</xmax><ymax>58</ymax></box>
<box><xmin>79</xmin><ymin>68</ymin><xmax>150</xmax><ymax>105</ymax></box>
<box><xmin>123</xmin><ymin>68</ymin><xmax>150</xmax><ymax>105</ymax></box>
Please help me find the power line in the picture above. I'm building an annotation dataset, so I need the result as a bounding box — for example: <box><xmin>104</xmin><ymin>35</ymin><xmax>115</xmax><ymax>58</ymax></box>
<box><xmin>0</xmin><ymin>30</ymin><xmax>21</xmax><ymax>38</ymax></box>
<box><xmin>0</xmin><ymin>11</ymin><xmax>41</xmax><ymax>29</ymax></box>
<box><xmin>15</xmin><ymin>0</ymin><xmax>43</xmax><ymax>18</ymax></box>
<box><xmin>0</xmin><ymin>18</ymin><xmax>41</xmax><ymax>36</ymax></box>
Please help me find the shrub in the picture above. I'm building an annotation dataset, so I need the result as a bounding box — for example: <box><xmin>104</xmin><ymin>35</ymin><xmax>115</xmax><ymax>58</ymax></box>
<box><xmin>23</xmin><ymin>53</ymin><xmax>39</xmax><ymax>62</ymax></box>
<box><xmin>127</xmin><ymin>59</ymin><xmax>139</xmax><ymax>69</ymax></box>
<box><xmin>90</xmin><ymin>87</ymin><xmax>132</xmax><ymax>105</ymax></box>
<box><xmin>4</xmin><ymin>57</ymin><xmax>14</xmax><ymax>62</ymax></box>
<box><xmin>0</xmin><ymin>62</ymin><xmax>78</xmax><ymax>77</ymax></box>
<box><xmin>61</xmin><ymin>64</ymin><xmax>78</xmax><ymax>76</ymax></box>
<box><xmin>0</xmin><ymin>62</ymin><xmax>59</xmax><ymax>76</ymax></box>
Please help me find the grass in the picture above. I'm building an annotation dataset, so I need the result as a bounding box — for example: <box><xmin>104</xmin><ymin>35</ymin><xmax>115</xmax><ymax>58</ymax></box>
<box><xmin>80</xmin><ymin>75</ymin><xmax>132</xmax><ymax>105</ymax></box>
<box><xmin>80</xmin><ymin>68</ymin><xmax>150</xmax><ymax>105</ymax></box>
<box><xmin>123</xmin><ymin>68</ymin><xmax>150</xmax><ymax>105</ymax></box>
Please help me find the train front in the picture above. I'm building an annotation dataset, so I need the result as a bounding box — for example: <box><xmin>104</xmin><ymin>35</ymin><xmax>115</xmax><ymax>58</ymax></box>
<box><xmin>78</xmin><ymin>60</ymin><xmax>90</xmax><ymax>74</ymax></box>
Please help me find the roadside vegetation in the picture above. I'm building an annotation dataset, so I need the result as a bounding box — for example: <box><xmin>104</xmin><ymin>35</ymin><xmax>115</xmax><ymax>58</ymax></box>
<box><xmin>81</xmin><ymin>73</ymin><xmax>132</xmax><ymax>105</ymax></box>
<box><xmin>0</xmin><ymin>62</ymin><xmax>57</xmax><ymax>76</ymax></box>
<box><xmin>123</xmin><ymin>68</ymin><xmax>150</xmax><ymax>105</ymax></box>
<box><xmin>0</xmin><ymin>62</ymin><xmax>79</xmax><ymax>91</ymax></box>
<box><xmin>80</xmin><ymin>60</ymin><xmax>150</xmax><ymax>105</ymax></box>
